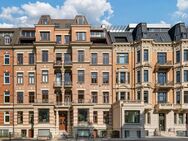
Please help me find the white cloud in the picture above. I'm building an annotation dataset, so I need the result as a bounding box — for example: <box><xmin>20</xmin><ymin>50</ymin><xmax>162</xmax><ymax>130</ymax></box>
<box><xmin>172</xmin><ymin>0</ymin><xmax>188</xmax><ymax>22</ymax></box>
<box><xmin>0</xmin><ymin>23</ymin><xmax>14</xmax><ymax>28</ymax></box>
<box><xmin>0</xmin><ymin>0</ymin><xmax>113</xmax><ymax>27</ymax></box>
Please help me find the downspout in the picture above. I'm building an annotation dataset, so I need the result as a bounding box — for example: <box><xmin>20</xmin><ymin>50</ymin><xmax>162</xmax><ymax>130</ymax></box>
<box><xmin>12</xmin><ymin>46</ymin><xmax>15</xmax><ymax>136</ymax></box>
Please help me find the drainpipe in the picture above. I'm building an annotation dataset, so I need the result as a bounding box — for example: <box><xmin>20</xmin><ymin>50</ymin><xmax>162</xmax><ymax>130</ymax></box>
<box><xmin>12</xmin><ymin>46</ymin><xmax>15</xmax><ymax>137</ymax></box>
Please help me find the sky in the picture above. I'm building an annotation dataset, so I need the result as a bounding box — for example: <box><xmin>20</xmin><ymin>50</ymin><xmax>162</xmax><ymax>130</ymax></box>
<box><xmin>0</xmin><ymin>0</ymin><xmax>187</xmax><ymax>27</ymax></box>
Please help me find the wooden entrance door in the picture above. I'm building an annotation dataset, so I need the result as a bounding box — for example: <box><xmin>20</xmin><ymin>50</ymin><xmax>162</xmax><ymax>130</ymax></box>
<box><xmin>28</xmin><ymin>129</ymin><xmax>34</xmax><ymax>138</ymax></box>
<box><xmin>59</xmin><ymin>112</ymin><xmax>67</xmax><ymax>131</ymax></box>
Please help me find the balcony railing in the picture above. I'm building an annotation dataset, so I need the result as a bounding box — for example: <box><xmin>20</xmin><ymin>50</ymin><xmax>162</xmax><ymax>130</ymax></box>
<box><xmin>64</xmin><ymin>61</ymin><xmax>72</xmax><ymax>67</ymax></box>
<box><xmin>155</xmin><ymin>81</ymin><xmax>174</xmax><ymax>89</ymax></box>
<box><xmin>155</xmin><ymin>103</ymin><xmax>173</xmax><ymax>110</ymax></box>
<box><xmin>53</xmin><ymin>81</ymin><xmax>62</xmax><ymax>88</ymax></box>
<box><xmin>155</xmin><ymin>60</ymin><xmax>173</xmax><ymax>71</ymax></box>
<box><xmin>54</xmin><ymin>61</ymin><xmax>62</xmax><ymax>67</ymax></box>
<box><xmin>64</xmin><ymin>81</ymin><xmax>72</xmax><ymax>87</ymax></box>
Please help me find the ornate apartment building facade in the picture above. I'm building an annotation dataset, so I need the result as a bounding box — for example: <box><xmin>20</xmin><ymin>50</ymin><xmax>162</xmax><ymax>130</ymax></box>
<box><xmin>0</xmin><ymin>15</ymin><xmax>187</xmax><ymax>139</ymax></box>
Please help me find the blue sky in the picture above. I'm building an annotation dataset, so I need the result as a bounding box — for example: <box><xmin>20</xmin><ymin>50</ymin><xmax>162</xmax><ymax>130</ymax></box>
<box><xmin>0</xmin><ymin>0</ymin><xmax>187</xmax><ymax>27</ymax></box>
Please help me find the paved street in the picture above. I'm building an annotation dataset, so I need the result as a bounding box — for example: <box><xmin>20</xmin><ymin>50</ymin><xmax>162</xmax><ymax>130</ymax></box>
<box><xmin>1</xmin><ymin>137</ymin><xmax>188</xmax><ymax>141</ymax></box>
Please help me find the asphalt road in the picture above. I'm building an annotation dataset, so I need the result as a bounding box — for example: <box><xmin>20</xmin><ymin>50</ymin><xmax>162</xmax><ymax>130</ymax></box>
<box><xmin>1</xmin><ymin>137</ymin><xmax>188</xmax><ymax>141</ymax></box>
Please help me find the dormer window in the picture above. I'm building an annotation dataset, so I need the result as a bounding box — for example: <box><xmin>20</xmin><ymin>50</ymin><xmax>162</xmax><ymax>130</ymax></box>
<box><xmin>4</xmin><ymin>35</ymin><xmax>11</xmax><ymax>45</ymax></box>
<box><xmin>77</xmin><ymin>17</ymin><xmax>85</xmax><ymax>25</ymax></box>
<box><xmin>41</xmin><ymin>19</ymin><xmax>48</xmax><ymax>25</ymax></box>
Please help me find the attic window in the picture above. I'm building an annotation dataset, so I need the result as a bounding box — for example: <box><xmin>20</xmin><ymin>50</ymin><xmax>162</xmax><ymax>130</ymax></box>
<box><xmin>115</xmin><ymin>37</ymin><xmax>128</xmax><ymax>42</ymax></box>
<box><xmin>77</xmin><ymin>17</ymin><xmax>85</xmax><ymax>24</ymax></box>
<box><xmin>4</xmin><ymin>35</ymin><xmax>11</xmax><ymax>45</ymax></box>
<box><xmin>54</xmin><ymin>23</ymin><xmax>60</xmax><ymax>28</ymax></box>
<box><xmin>41</xmin><ymin>19</ymin><xmax>48</xmax><ymax>25</ymax></box>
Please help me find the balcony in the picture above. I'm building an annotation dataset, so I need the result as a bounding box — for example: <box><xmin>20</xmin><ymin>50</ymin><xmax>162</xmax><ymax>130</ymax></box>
<box><xmin>155</xmin><ymin>81</ymin><xmax>174</xmax><ymax>90</ymax></box>
<box><xmin>155</xmin><ymin>61</ymin><xmax>173</xmax><ymax>72</ymax></box>
<box><xmin>64</xmin><ymin>81</ymin><xmax>72</xmax><ymax>88</ymax></box>
<box><xmin>72</xmin><ymin>99</ymin><xmax>94</xmax><ymax>106</ymax></box>
<box><xmin>155</xmin><ymin>103</ymin><xmax>173</xmax><ymax>111</ymax></box>
<box><xmin>53</xmin><ymin>81</ymin><xmax>62</xmax><ymax>88</ymax></box>
<box><xmin>54</xmin><ymin>61</ymin><xmax>62</xmax><ymax>68</ymax></box>
<box><xmin>64</xmin><ymin>61</ymin><xmax>72</xmax><ymax>67</ymax></box>
<box><xmin>121</xmin><ymin>100</ymin><xmax>144</xmax><ymax>107</ymax></box>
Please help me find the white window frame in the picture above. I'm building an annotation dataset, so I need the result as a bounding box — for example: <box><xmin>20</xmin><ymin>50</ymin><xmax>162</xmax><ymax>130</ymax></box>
<box><xmin>4</xmin><ymin>54</ymin><xmax>10</xmax><ymax>65</ymax></box>
<box><xmin>4</xmin><ymin>72</ymin><xmax>10</xmax><ymax>84</ymax></box>
<box><xmin>4</xmin><ymin>91</ymin><xmax>10</xmax><ymax>104</ymax></box>
<box><xmin>4</xmin><ymin>112</ymin><xmax>10</xmax><ymax>124</ymax></box>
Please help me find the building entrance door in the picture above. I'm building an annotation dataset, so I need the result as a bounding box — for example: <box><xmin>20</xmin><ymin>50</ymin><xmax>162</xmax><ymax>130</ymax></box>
<box><xmin>159</xmin><ymin>113</ymin><xmax>165</xmax><ymax>131</ymax></box>
<box><xmin>59</xmin><ymin>112</ymin><xmax>67</xmax><ymax>131</ymax></box>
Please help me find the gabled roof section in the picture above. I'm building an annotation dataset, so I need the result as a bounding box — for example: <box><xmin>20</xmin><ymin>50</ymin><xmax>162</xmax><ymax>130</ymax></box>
<box><xmin>72</xmin><ymin>15</ymin><xmax>88</xmax><ymax>25</ymax></box>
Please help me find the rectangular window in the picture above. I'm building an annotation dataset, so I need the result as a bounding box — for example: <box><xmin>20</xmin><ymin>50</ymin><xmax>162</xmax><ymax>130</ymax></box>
<box><xmin>179</xmin><ymin>113</ymin><xmax>183</xmax><ymax>124</ymax></box>
<box><xmin>125</xmin><ymin>110</ymin><xmax>140</xmax><ymax>123</ymax></box>
<box><xmin>174</xmin><ymin>113</ymin><xmax>177</xmax><ymax>124</ymax></box>
<box><xmin>17</xmin><ymin>111</ymin><xmax>23</xmax><ymax>124</ymax></box>
<box><xmin>17</xmin><ymin>72</ymin><xmax>23</xmax><ymax>84</ymax></box>
<box><xmin>29</xmin><ymin>53</ymin><xmax>34</xmax><ymax>64</ymax></box>
<box><xmin>42</xmin><ymin>50</ymin><xmax>48</xmax><ymax>62</ymax></box>
<box><xmin>40</xmin><ymin>32</ymin><xmax>50</xmax><ymax>41</ymax></box>
<box><xmin>56</xmin><ymin>35</ymin><xmax>61</xmax><ymax>44</ymax></box>
<box><xmin>91</xmin><ymin>72</ymin><xmax>97</xmax><ymax>84</ymax></box>
<box><xmin>184</xmin><ymin>91</ymin><xmax>188</xmax><ymax>103</ymax></box>
<box><xmin>117</xmin><ymin>53</ymin><xmax>128</xmax><ymax>64</ymax></box>
<box><xmin>29</xmin><ymin>92</ymin><xmax>35</xmax><ymax>103</ymax></box>
<box><xmin>144</xmin><ymin>49</ymin><xmax>148</xmax><ymax>61</ymax></box>
<box><xmin>91</xmin><ymin>53</ymin><xmax>97</xmax><ymax>64</ymax></box>
<box><xmin>64</xmin><ymin>53</ymin><xmax>71</xmax><ymax>64</ymax></box>
<box><xmin>103</xmin><ymin>111</ymin><xmax>109</xmax><ymax>124</ymax></box>
<box><xmin>124</xmin><ymin>130</ymin><xmax>130</xmax><ymax>138</ymax></box>
<box><xmin>157</xmin><ymin>52</ymin><xmax>166</xmax><ymax>64</ymax></box>
<box><xmin>137</xmin><ymin>91</ymin><xmax>141</xmax><ymax>101</ymax></box>
<box><xmin>4</xmin><ymin>54</ymin><xmax>10</xmax><ymax>65</ymax></box>
<box><xmin>78</xmin><ymin>70</ymin><xmax>84</xmax><ymax>83</ymax></box>
<box><xmin>103</xmin><ymin>53</ymin><xmax>109</xmax><ymax>64</ymax></box>
<box><xmin>76</xmin><ymin>32</ymin><xmax>86</xmax><ymax>41</ymax></box>
<box><xmin>184</xmin><ymin>49</ymin><xmax>188</xmax><ymax>61</ymax></box>
<box><xmin>64</xmin><ymin>35</ymin><xmax>70</xmax><ymax>44</ymax></box>
<box><xmin>103</xmin><ymin>72</ymin><xmax>109</xmax><ymax>84</ymax></box>
<box><xmin>144</xmin><ymin>91</ymin><xmax>148</xmax><ymax>103</ymax></box>
<box><xmin>42</xmin><ymin>70</ymin><xmax>48</xmax><ymax>83</ymax></box>
<box><xmin>176</xmin><ymin>50</ymin><xmax>180</xmax><ymax>63</ymax></box>
<box><xmin>42</xmin><ymin>90</ymin><xmax>48</xmax><ymax>103</ymax></box>
<box><xmin>120</xmin><ymin>92</ymin><xmax>125</xmax><ymax>100</ymax></box>
<box><xmin>184</xmin><ymin>70</ymin><xmax>188</xmax><ymax>82</ymax></box>
<box><xmin>38</xmin><ymin>109</ymin><xmax>49</xmax><ymax>123</ymax></box>
<box><xmin>78</xmin><ymin>90</ymin><xmax>84</xmax><ymax>103</ymax></box>
<box><xmin>93</xmin><ymin>111</ymin><xmax>98</xmax><ymax>123</ymax></box>
<box><xmin>4</xmin><ymin>91</ymin><xmax>10</xmax><ymax>103</ymax></box>
<box><xmin>137</xmin><ymin>70</ymin><xmax>141</xmax><ymax>83</ymax></box>
<box><xmin>29</xmin><ymin>72</ymin><xmax>35</xmax><ymax>84</ymax></box>
<box><xmin>103</xmin><ymin>92</ymin><xmax>109</xmax><ymax>103</ymax></box>
<box><xmin>147</xmin><ymin>113</ymin><xmax>151</xmax><ymax>124</ymax></box>
<box><xmin>176</xmin><ymin>70</ymin><xmax>181</xmax><ymax>83</ymax></box>
<box><xmin>78</xmin><ymin>50</ymin><xmax>84</xmax><ymax>62</ymax></box>
<box><xmin>120</xmin><ymin>72</ymin><xmax>126</xmax><ymax>83</ymax></box>
<box><xmin>144</xmin><ymin>70</ymin><xmax>148</xmax><ymax>82</ymax></box>
<box><xmin>137</xmin><ymin>50</ymin><xmax>141</xmax><ymax>63</ymax></box>
<box><xmin>91</xmin><ymin>92</ymin><xmax>98</xmax><ymax>103</ymax></box>
<box><xmin>29</xmin><ymin>111</ymin><xmax>34</xmax><ymax>124</ymax></box>
<box><xmin>17</xmin><ymin>53</ymin><xmax>23</xmax><ymax>65</ymax></box>
<box><xmin>176</xmin><ymin>91</ymin><xmax>180</xmax><ymax>104</ymax></box>
<box><xmin>4</xmin><ymin>112</ymin><xmax>10</xmax><ymax>124</ymax></box>
<box><xmin>17</xmin><ymin>92</ymin><xmax>23</xmax><ymax>103</ymax></box>
<box><xmin>4</xmin><ymin>72</ymin><xmax>10</xmax><ymax>84</ymax></box>
<box><xmin>158</xmin><ymin>92</ymin><xmax>167</xmax><ymax>103</ymax></box>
